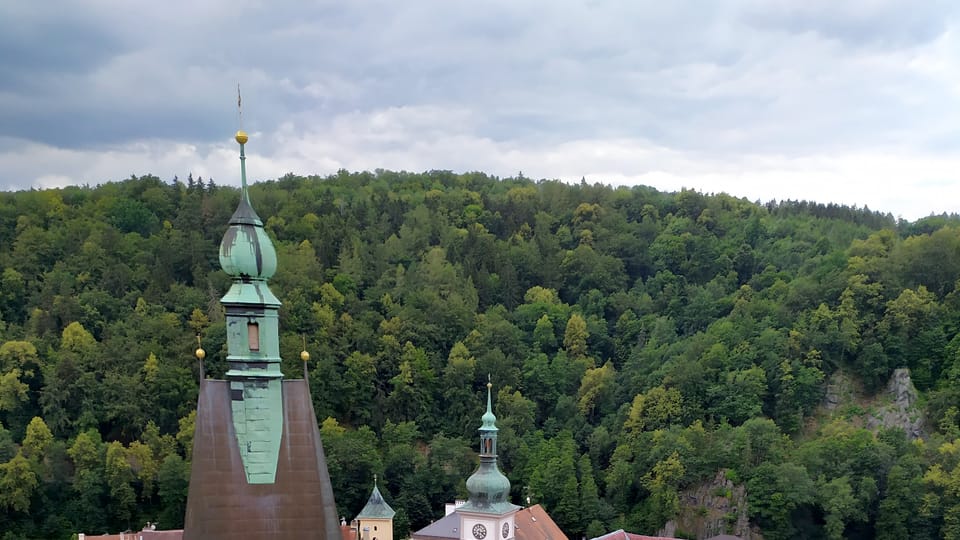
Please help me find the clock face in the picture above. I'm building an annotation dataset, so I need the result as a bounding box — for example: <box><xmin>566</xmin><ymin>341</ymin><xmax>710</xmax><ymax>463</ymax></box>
<box><xmin>502</xmin><ymin>522</ymin><xmax>510</xmax><ymax>538</ymax></box>
<box><xmin>472</xmin><ymin>524</ymin><xmax>487</xmax><ymax>539</ymax></box>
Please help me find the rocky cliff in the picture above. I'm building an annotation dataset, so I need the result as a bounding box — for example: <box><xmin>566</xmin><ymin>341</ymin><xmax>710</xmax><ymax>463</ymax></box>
<box><xmin>659</xmin><ymin>470</ymin><xmax>761</xmax><ymax>540</ymax></box>
<box><xmin>865</xmin><ymin>368</ymin><xmax>925</xmax><ymax>439</ymax></box>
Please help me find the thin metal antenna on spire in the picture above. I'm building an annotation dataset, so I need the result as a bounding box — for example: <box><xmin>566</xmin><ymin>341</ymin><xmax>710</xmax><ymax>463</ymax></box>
<box><xmin>234</xmin><ymin>84</ymin><xmax>250</xmax><ymax>199</ymax></box>
<box><xmin>300</xmin><ymin>335</ymin><xmax>312</xmax><ymax>386</ymax></box>
<box><xmin>237</xmin><ymin>83</ymin><xmax>243</xmax><ymax>131</ymax></box>
<box><xmin>486</xmin><ymin>373</ymin><xmax>493</xmax><ymax>415</ymax></box>
<box><xmin>195</xmin><ymin>334</ymin><xmax>206</xmax><ymax>386</ymax></box>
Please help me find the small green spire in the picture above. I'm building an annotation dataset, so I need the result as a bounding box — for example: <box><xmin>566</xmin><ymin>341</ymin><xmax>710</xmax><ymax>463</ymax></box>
<box><xmin>481</xmin><ymin>375</ymin><xmax>497</xmax><ymax>431</ymax></box>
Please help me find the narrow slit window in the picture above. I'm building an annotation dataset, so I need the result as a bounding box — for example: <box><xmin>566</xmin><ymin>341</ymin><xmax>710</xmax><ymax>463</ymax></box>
<box><xmin>248</xmin><ymin>322</ymin><xmax>260</xmax><ymax>352</ymax></box>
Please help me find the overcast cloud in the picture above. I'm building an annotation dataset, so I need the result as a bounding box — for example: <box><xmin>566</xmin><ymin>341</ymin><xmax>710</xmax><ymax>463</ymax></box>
<box><xmin>1</xmin><ymin>0</ymin><xmax>958</xmax><ymax>219</ymax></box>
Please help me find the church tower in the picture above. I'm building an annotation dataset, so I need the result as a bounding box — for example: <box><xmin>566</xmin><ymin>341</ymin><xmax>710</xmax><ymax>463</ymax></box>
<box><xmin>456</xmin><ymin>380</ymin><xmax>520</xmax><ymax>540</ymax></box>
<box><xmin>218</xmin><ymin>127</ymin><xmax>284</xmax><ymax>483</ymax></box>
<box><xmin>356</xmin><ymin>476</ymin><xmax>396</xmax><ymax>540</ymax></box>
<box><xmin>182</xmin><ymin>125</ymin><xmax>340</xmax><ymax>539</ymax></box>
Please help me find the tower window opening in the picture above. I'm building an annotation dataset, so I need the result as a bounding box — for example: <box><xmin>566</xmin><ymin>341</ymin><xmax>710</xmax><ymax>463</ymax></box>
<box><xmin>248</xmin><ymin>322</ymin><xmax>260</xmax><ymax>351</ymax></box>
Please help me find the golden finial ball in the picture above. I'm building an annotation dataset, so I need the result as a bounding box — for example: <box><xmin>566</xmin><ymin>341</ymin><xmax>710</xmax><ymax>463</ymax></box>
<box><xmin>300</xmin><ymin>350</ymin><xmax>310</xmax><ymax>363</ymax></box>
<box><xmin>235</xmin><ymin>130</ymin><xmax>248</xmax><ymax>145</ymax></box>
<box><xmin>487</xmin><ymin>381</ymin><xmax>493</xmax><ymax>390</ymax></box>
<box><xmin>195</xmin><ymin>347</ymin><xmax>206</xmax><ymax>360</ymax></box>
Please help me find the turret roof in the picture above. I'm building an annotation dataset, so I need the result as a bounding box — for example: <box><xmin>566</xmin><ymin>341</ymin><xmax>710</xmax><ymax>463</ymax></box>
<box><xmin>357</xmin><ymin>482</ymin><xmax>396</xmax><ymax>519</ymax></box>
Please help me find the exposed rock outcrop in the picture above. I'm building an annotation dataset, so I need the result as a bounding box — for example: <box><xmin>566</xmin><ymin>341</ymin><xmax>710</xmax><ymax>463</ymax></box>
<box><xmin>659</xmin><ymin>470</ymin><xmax>761</xmax><ymax>540</ymax></box>
<box><xmin>823</xmin><ymin>371</ymin><xmax>854</xmax><ymax>411</ymax></box>
<box><xmin>865</xmin><ymin>368</ymin><xmax>924</xmax><ymax>439</ymax></box>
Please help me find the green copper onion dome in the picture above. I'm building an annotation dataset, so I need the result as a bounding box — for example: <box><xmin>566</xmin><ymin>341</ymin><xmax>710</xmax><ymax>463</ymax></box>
<box><xmin>460</xmin><ymin>380</ymin><xmax>514</xmax><ymax>514</ymax></box>
<box><xmin>219</xmin><ymin>131</ymin><xmax>278</xmax><ymax>280</ymax></box>
<box><xmin>464</xmin><ymin>457</ymin><xmax>511</xmax><ymax>508</ymax></box>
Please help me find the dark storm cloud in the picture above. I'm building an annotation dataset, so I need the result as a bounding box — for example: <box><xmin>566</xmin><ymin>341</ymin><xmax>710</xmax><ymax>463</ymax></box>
<box><xmin>1</xmin><ymin>0</ymin><xmax>960</xmax><ymax>219</ymax></box>
<box><xmin>2</xmin><ymin>0</ymin><xmax>958</xmax><ymax>153</ymax></box>
<box><xmin>0</xmin><ymin>21</ymin><xmax>119</xmax><ymax>88</ymax></box>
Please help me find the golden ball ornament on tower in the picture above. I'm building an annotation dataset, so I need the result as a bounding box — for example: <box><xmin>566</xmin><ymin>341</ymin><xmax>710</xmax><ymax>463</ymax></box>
<box><xmin>195</xmin><ymin>347</ymin><xmax>206</xmax><ymax>360</ymax></box>
<box><xmin>235</xmin><ymin>130</ymin><xmax>248</xmax><ymax>145</ymax></box>
<box><xmin>300</xmin><ymin>350</ymin><xmax>310</xmax><ymax>363</ymax></box>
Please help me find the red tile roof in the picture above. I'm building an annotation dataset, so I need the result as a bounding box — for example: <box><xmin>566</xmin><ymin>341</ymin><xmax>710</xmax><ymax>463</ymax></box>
<box><xmin>514</xmin><ymin>504</ymin><xmax>567</xmax><ymax>540</ymax></box>
<box><xmin>341</xmin><ymin>524</ymin><xmax>359</xmax><ymax>540</ymax></box>
<box><xmin>80</xmin><ymin>530</ymin><xmax>183</xmax><ymax>540</ymax></box>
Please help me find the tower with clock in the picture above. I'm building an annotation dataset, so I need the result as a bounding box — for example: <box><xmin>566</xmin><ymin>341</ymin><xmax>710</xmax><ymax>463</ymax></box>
<box><xmin>456</xmin><ymin>379</ymin><xmax>520</xmax><ymax>540</ymax></box>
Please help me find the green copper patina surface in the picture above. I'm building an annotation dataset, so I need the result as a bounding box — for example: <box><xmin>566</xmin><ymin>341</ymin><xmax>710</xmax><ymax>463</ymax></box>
<box><xmin>218</xmin><ymin>132</ymin><xmax>284</xmax><ymax>484</ymax></box>
<box><xmin>356</xmin><ymin>479</ymin><xmax>396</xmax><ymax>519</ymax></box>
<box><xmin>219</xmin><ymin>141</ymin><xmax>278</xmax><ymax>280</ymax></box>
<box><xmin>459</xmin><ymin>382</ymin><xmax>519</xmax><ymax>515</ymax></box>
<box><xmin>229</xmin><ymin>379</ymin><xmax>283</xmax><ymax>483</ymax></box>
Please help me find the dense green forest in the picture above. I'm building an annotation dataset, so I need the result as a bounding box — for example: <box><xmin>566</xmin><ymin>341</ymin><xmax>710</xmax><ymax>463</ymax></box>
<box><xmin>3</xmin><ymin>170</ymin><xmax>960</xmax><ymax>539</ymax></box>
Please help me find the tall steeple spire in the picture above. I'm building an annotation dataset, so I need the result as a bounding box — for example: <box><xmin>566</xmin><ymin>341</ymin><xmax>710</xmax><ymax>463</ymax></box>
<box><xmin>217</xmin><ymin>120</ymin><xmax>284</xmax><ymax>484</ymax></box>
<box><xmin>183</xmin><ymin>93</ymin><xmax>342</xmax><ymax>540</ymax></box>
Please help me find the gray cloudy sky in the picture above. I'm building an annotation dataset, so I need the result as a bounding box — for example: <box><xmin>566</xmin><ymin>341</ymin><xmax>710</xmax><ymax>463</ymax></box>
<box><xmin>1</xmin><ymin>0</ymin><xmax>959</xmax><ymax>219</ymax></box>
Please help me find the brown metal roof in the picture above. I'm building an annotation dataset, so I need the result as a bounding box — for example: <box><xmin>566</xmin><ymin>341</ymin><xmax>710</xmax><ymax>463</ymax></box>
<box><xmin>182</xmin><ymin>380</ymin><xmax>340</xmax><ymax>539</ymax></box>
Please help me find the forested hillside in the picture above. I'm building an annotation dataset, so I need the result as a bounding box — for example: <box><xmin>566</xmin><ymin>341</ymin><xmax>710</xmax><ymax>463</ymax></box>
<box><xmin>3</xmin><ymin>170</ymin><xmax>960</xmax><ymax>540</ymax></box>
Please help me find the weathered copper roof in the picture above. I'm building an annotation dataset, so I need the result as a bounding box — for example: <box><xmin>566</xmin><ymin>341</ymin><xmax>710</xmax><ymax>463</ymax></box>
<box><xmin>357</xmin><ymin>484</ymin><xmax>396</xmax><ymax>519</ymax></box>
<box><xmin>182</xmin><ymin>380</ymin><xmax>340</xmax><ymax>539</ymax></box>
<box><xmin>218</xmin><ymin>134</ymin><xmax>276</xmax><ymax>281</ymax></box>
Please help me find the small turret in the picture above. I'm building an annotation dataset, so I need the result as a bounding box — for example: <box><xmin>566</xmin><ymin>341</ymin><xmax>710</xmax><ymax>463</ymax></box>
<box><xmin>356</xmin><ymin>476</ymin><xmax>395</xmax><ymax>540</ymax></box>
